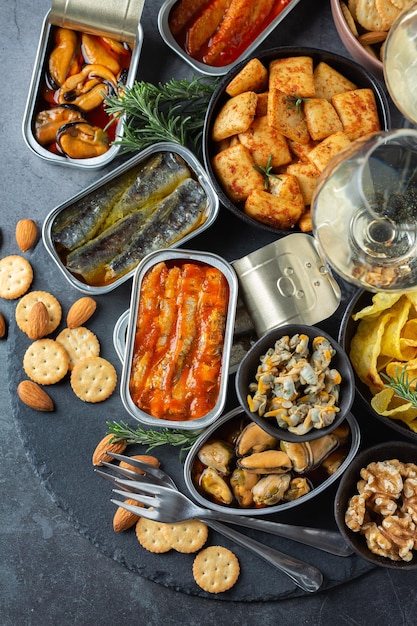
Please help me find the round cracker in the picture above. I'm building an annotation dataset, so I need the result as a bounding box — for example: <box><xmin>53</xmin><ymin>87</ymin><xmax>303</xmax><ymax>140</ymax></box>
<box><xmin>135</xmin><ymin>517</ymin><xmax>172</xmax><ymax>553</ymax></box>
<box><xmin>341</xmin><ymin>1</ymin><xmax>359</xmax><ymax>35</ymax></box>
<box><xmin>163</xmin><ymin>519</ymin><xmax>208</xmax><ymax>553</ymax></box>
<box><xmin>375</xmin><ymin>0</ymin><xmax>401</xmax><ymax>25</ymax></box>
<box><xmin>0</xmin><ymin>255</ymin><xmax>33</xmax><ymax>300</ymax></box>
<box><xmin>356</xmin><ymin>0</ymin><xmax>391</xmax><ymax>30</ymax></box>
<box><xmin>56</xmin><ymin>326</ymin><xmax>100</xmax><ymax>370</ymax></box>
<box><xmin>70</xmin><ymin>355</ymin><xmax>117</xmax><ymax>402</ymax></box>
<box><xmin>192</xmin><ymin>545</ymin><xmax>240</xmax><ymax>593</ymax></box>
<box><xmin>16</xmin><ymin>290</ymin><xmax>62</xmax><ymax>336</ymax></box>
<box><xmin>23</xmin><ymin>338</ymin><xmax>69</xmax><ymax>385</ymax></box>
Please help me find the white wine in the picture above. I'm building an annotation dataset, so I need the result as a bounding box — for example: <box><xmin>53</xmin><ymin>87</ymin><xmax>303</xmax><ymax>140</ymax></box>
<box><xmin>312</xmin><ymin>129</ymin><xmax>417</xmax><ymax>292</ymax></box>
<box><xmin>383</xmin><ymin>4</ymin><xmax>417</xmax><ymax>126</ymax></box>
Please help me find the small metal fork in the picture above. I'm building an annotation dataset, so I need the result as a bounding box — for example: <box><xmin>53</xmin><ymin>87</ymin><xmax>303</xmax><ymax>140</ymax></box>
<box><xmin>98</xmin><ymin>452</ymin><xmax>352</xmax><ymax>557</ymax></box>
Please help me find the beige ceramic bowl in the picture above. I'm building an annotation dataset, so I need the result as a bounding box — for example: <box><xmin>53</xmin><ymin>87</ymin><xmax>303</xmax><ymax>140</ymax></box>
<box><xmin>330</xmin><ymin>0</ymin><xmax>384</xmax><ymax>80</ymax></box>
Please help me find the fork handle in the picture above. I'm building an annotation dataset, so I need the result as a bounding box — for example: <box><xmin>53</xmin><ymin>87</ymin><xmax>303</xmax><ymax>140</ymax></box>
<box><xmin>204</xmin><ymin>520</ymin><xmax>323</xmax><ymax>593</ymax></box>
<box><xmin>206</xmin><ymin>512</ymin><xmax>352</xmax><ymax>557</ymax></box>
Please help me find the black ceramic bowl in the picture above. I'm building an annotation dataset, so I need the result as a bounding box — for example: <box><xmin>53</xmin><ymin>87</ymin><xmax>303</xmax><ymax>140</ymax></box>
<box><xmin>202</xmin><ymin>46</ymin><xmax>391</xmax><ymax>235</ymax></box>
<box><xmin>334</xmin><ymin>441</ymin><xmax>417</xmax><ymax>569</ymax></box>
<box><xmin>338</xmin><ymin>289</ymin><xmax>417</xmax><ymax>443</ymax></box>
<box><xmin>235</xmin><ymin>323</ymin><xmax>355</xmax><ymax>442</ymax></box>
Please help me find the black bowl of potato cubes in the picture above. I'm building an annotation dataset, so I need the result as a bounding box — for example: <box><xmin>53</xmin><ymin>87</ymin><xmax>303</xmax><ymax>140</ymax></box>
<box><xmin>202</xmin><ymin>46</ymin><xmax>391</xmax><ymax>235</ymax></box>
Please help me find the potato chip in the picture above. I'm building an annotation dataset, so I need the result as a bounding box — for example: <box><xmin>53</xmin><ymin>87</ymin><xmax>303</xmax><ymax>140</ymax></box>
<box><xmin>380</xmin><ymin>298</ymin><xmax>417</xmax><ymax>360</ymax></box>
<box><xmin>352</xmin><ymin>291</ymin><xmax>402</xmax><ymax>321</ymax></box>
<box><xmin>371</xmin><ymin>387</ymin><xmax>417</xmax><ymax>430</ymax></box>
<box><xmin>385</xmin><ymin>360</ymin><xmax>417</xmax><ymax>388</ymax></box>
<box><xmin>350</xmin><ymin>311</ymin><xmax>395</xmax><ymax>394</ymax></box>
<box><xmin>401</xmin><ymin>318</ymin><xmax>417</xmax><ymax>345</ymax></box>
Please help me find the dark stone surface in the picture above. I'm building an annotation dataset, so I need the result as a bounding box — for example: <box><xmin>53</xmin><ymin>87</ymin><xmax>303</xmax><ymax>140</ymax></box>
<box><xmin>2</xmin><ymin>0</ymin><xmax>416</xmax><ymax>624</ymax></box>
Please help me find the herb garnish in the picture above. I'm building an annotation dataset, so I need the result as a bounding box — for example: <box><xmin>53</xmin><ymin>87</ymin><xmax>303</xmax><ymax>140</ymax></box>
<box><xmin>285</xmin><ymin>95</ymin><xmax>310</xmax><ymax>114</ymax></box>
<box><xmin>382</xmin><ymin>366</ymin><xmax>417</xmax><ymax>409</ymax></box>
<box><xmin>105</xmin><ymin>76</ymin><xmax>219</xmax><ymax>157</ymax></box>
<box><xmin>106</xmin><ymin>420</ymin><xmax>202</xmax><ymax>460</ymax></box>
<box><xmin>253</xmin><ymin>154</ymin><xmax>281</xmax><ymax>190</ymax></box>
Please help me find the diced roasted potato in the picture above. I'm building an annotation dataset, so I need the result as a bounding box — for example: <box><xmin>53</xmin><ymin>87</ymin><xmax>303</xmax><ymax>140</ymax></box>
<box><xmin>303</xmin><ymin>98</ymin><xmax>343</xmax><ymax>141</ymax></box>
<box><xmin>269</xmin><ymin>56</ymin><xmax>315</xmax><ymax>97</ymax></box>
<box><xmin>267</xmin><ymin>89</ymin><xmax>310</xmax><ymax>144</ymax></box>
<box><xmin>226</xmin><ymin>58</ymin><xmax>269</xmax><ymax>96</ymax></box>
<box><xmin>285</xmin><ymin>162</ymin><xmax>320</xmax><ymax>205</ymax></box>
<box><xmin>238</xmin><ymin>116</ymin><xmax>292</xmax><ymax>168</ymax></box>
<box><xmin>212</xmin><ymin>143</ymin><xmax>265</xmax><ymax>202</ymax></box>
<box><xmin>298</xmin><ymin>210</ymin><xmax>313</xmax><ymax>233</ymax></box>
<box><xmin>255</xmin><ymin>92</ymin><xmax>269</xmax><ymax>116</ymax></box>
<box><xmin>307</xmin><ymin>131</ymin><xmax>351</xmax><ymax>172</ymax></box>
<box><xmin>331</xmin><ymin>88</ymin><xmax>381</xmax><ymax>140</ymax></box>
<box><xmin>288</xmin><ymin>138</ymin><xmax>319</xmax><ymax>162</ymax></box>
<box><xmin>313</xmin><ymin>62</ymin><xmax>357</xmax><ymax>100</ymax></box>
<box><xmin>212</xmin><ymin>91</ymin><xmax>258</xmax><ymax>142</ymax></box>
<box><xmin>244</xmin><ymin>174</ymin><xmax>305</xmax><ymax>229</ymax></box>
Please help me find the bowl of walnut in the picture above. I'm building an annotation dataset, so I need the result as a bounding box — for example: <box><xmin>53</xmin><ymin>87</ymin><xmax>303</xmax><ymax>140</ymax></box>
<box><xmin>334</xmin><ymin>441</ymin><xmax>417</xmax><ymax>568</ymax></box>
<box><xmin>202</xmin><ymin>46</ymin><xmax>390</xmax><ymax>235</ymax></box>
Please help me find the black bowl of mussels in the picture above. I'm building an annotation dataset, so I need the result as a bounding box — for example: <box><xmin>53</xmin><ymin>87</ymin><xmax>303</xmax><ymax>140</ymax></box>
<box><xmin>183</xmin><ymin>406</ymin><xmax>360</xmax><ymax>515</ymax></box>
<box><xmin>235</xmin><ymin>324</ymin><xmax>356</xmax><ymax>443</ymax></box>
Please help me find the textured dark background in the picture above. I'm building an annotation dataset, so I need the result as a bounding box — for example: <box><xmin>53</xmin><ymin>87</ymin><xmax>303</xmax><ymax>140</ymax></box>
<box><xmin>2</xmin><ymin>0</ymin><xmax>416</xmax><ymax>624</ymax></box>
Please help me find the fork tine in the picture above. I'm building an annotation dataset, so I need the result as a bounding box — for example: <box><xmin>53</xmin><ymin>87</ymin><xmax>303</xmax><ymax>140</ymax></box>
<box><xmin>112</xmin><ymin>488</ymin><xmax>156</xmax><ymax>508</ymax></box>
<box><xmin>99</xmin><ymin>461</ymin><xmax>140</xmax><ymax>481</ymax></box>
<box><xmin>105</xmin><ymin>452</ymin><xmax>176</xmax><ymax>487</ymax></box>
<box><xmin>111</xmin><ymin>477</ymin><xmax>166</xmax><ymax>495</ymax></box>
<box><xmin>94</xmin><ymin>468</ymin><xmax>138</xmax><ymax>492</ymax></box>
<box><xmin>110</xmin><ymin>498</ymin><xmax>159</xmax><ymax>520</ymax></box>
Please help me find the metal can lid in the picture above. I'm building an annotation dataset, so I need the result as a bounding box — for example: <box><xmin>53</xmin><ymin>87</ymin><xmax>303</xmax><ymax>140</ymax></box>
<box><xmin>50</xmin><ymin>0</ymin><xmax>144</xmax><ymax>43</ymax></box>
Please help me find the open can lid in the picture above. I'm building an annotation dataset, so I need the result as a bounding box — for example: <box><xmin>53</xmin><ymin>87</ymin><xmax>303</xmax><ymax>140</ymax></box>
<box><xmin>50</xmin><ymin>0</ymin><xmax>144</xmax><ymax>43</ymax></box>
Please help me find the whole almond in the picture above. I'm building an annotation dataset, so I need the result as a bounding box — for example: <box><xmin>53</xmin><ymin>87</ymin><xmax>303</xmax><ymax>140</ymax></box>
<box><xmin>113</xmin><ymin>498</ymin><xmax>143</xmax><ymax>532</ymax></box>
<box><xmin>92</xmin><ymin>433</ymin><xmax>127</xmax><ymax>466</ymax></box>
<box><xmin>67</xmin><ymin>296</ymin><xmax>97</xmax><ymax>328</ymax></box>
<box><xmin>358</xmin><ymin>31</ymin><xmax>387</xmax><ymax>45</ymax></box>
<box><xmin>119</xmin><ymin>454</ymin><xmax>161</xmax><ymax>474</ymax></box>
<box><xmin>0</xmin><ymin>312</ymin><xmax>6</xmax><ymax>339</ymax></box>
<box><xmin>17</xmin><ymin>380</ymin><xmax>54</xmax><ymax>411</ymax></box>
<box><xmin>27</xmin><ymin>301</ymin><xmax>50</xmax><ymax>339</ymax></box>
<box><xmin>16</xmin><ymin>219</ymin><xmax>38</xmax><ymax>252</ymax></box>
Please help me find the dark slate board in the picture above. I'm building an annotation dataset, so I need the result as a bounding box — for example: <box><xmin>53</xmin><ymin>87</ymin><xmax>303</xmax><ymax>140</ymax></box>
<box><xmin>7</xmin><ymin>210</ymin><xmax>377</xmax><ymax>601</ymax></box>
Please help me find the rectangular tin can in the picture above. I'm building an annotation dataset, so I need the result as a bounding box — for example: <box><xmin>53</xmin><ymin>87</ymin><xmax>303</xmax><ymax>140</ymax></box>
<box><xmin>232</xmin><ymin>233</ymin><xmax>342</xmax><ymax>337</ymax></box>
<box><xmin>119</xmin><ymin>248</ymin><xmax>239</xmax><ymax>430</ymax></box>
<box><xmin>158</xmin><ymin>0</ymin><xmax>302</xmax><ymax>77</ymax></box>
<box><xmin>42</xmin><ymin>142</ymin><xmax>219</xmax><ymax>293</ymax></box>
<box><xmin>22</xmin><ymin>9</ymin><xmax>143</xmax><ymax>169</ymax></box>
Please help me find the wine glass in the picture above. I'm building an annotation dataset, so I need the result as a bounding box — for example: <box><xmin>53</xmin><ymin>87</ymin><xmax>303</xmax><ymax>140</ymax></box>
<box><xmin>383</xmin><ymin>2</ymin><xmax>417</xmax><ymax>127</ymax></box>
<box><xmin>311</xmin><ymin>128</ymin><xmax>417</xmax><ymax>292</ymax></box>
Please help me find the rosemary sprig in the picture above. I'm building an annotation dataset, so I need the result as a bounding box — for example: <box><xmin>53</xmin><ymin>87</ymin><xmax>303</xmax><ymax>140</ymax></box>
<box><xmin>253</xmin><ymin>154</ymin><xmax>281</xmax><ymax>190</ymax></box>
<box><xmin>105</xmin><ymin>76</ymin><xmax>219</xmax><ymax>157</ymax></box>
<box><xmin>382</xmin><ymin>365</ymin><xmax>417</xmax><ymax>409</ymax></box>
<box><xmin>106</xmin><ymin>420</ymin><xmax>202</xmax><ymax>460</ymax></box>
<box><xmin>285</xmin><ymin>95</ymin><xmax>310</xmax><ymax>114</ymax></box>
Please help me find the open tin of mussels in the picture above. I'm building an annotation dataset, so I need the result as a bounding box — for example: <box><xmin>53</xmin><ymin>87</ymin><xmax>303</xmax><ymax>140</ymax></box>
<box><xmin>42</xmin><ymin>142</ymin><xmax>219</xmax><ymax>293</ymax></box>
<box><xmin>22</xmin><ymin>0</ymin><xmax>144</xmax><ymax>168</ymax></box>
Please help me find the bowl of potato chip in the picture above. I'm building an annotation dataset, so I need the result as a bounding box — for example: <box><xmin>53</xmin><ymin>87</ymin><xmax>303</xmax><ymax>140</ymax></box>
<box><xmin>339</xmin><ymin>289</ymin><xmax>417</xmax><ymax>442</ymax></box>
<box><xmin>235</xmin><ymin>323</ymin><xmax>356</xmax><ymax>443</ymax></box>
<box><xmin>331</xmin><ymin>0</ymin><xmax>414</xmax><ymax>80</ymax></box>
<box><xmin>334</xmin><ymin>441</ymin><xmax>417</xmax><ymax>568</ymax></box>
<box><xmin>202</xmin><ymin>46</ymin><xmax>390</xmax><ymax>235</ymax></box>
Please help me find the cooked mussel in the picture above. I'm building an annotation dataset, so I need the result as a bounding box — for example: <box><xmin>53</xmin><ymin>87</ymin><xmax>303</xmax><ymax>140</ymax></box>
<box><xmin>48</xmin><ymin>27</ymin><xmax>82</xmax><ymax>88</ymax></box>
<box><xmin>57</xmin><ymin>64</ymin><xmax>118</xmax><ymax>112</ymax></box>
<box><xmin>199</xmin><ymin>466</ymin><xmax>233</xmax><ymax>505</ymax></box>
<box><xmin>230</xmin><ymin>468</ymin><xmax>259</xmax><ymax>507</ymax></box>
<box><xmin>34</xmin><ymin>104</ymin><xmax>85</xmax><ymax>145</ymax></box>
<box><xmin>280</xmin><ymin>434</ymin><xmax>339</xmax><ymax>474</ymax></box>
<box><xmin>197</xmin><ymin>440</ymin><xmax>234</xmax><ymax>475</ymax></box>
<box><xmin>283</xmin><ymin>477</ymin><xmax>311</xmax><ymax>501</ymax></box>
<box><xmin>252</xmin><ymin>473</ymin><xmax>292</xmax><ymax>505</ymax></box>
<box><xmin>236</xmin><ymin>449</ymin><xmax>292</xmax><ymax>474</ymax></box>
<box><xmin>56</xmin><ymin>122</ymin><xmax>109</xmax><ymax>159</ymax></box>
<box><xmin>82</xmin><ymin>33</ymin><xmax>121</xmax><ymax>76</ymax></box>
<box><xmin>235</xmin><ymin>421</ymin><xmax>278</xmax><ymax>457</ymax></box>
